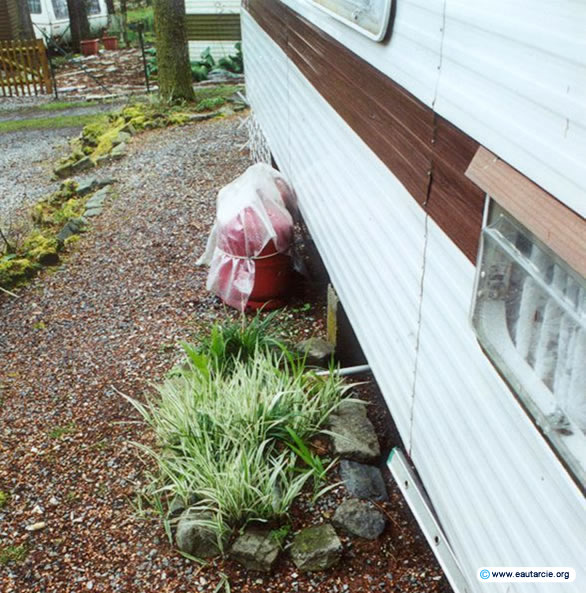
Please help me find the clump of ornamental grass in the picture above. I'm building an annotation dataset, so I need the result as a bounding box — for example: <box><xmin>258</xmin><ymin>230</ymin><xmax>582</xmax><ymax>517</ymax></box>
<box><xmin>126</xmin><ymin>347</ymin><xmax>351</xmax><ymax>551</ymax></box>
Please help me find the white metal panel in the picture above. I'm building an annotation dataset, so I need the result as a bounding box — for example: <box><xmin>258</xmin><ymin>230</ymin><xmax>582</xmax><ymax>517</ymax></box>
<box><xmin>281</xmin><ymin>0</ymin><xmax>586</xmax><ymax>218</ymax></box>
<box><xmin>243</xmin><ymin>12</ymin><xmax>426</xmax><ymax>448</ymax></box>
<box><xmin>410</xmin><ymin>220</ymin><xmax>586</xmax><ymax>593</ymax></box>
<box><xmin>188</xmin><ymin>40</ymin><xmax>239</xmax><ymax>62</ymax></box>
<box><xmin>185</xmin><ymin>0</ymin><xmax>240</xmax><ymax>15</ymax></box>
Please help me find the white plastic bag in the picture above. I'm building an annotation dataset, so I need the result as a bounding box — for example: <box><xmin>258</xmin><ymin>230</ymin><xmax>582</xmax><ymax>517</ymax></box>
<box><xmin>197</xmin><ymin>163</ymin><xmax>296</xmax><ymax>311</ymax></box>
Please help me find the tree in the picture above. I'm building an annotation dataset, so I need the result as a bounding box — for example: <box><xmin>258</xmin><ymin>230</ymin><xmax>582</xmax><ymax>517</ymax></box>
<box><xmin>152</xmin><ymin>0</ymin><xmax>194</xmax><ymax>102</ymax></box>
<box><xmin>66</xmin><ymin>0</ymin><xmax>90</xmax><ymax>53</ymax></box>
<box><xmin>16</xmin><ymin>0</ymin><xmax>35</xmax><ymax>39</ymax></box>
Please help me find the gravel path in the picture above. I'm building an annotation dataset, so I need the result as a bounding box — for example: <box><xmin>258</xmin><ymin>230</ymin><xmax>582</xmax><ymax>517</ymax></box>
<box><xmin>0</xmin><ymin>116</ymin><xmax>252</xmax><ymax>593</ymax></box>
<box><xmin>0</xmin><ymin>127</ymin><xmax>77</xmax><ymax>225</ymax></box>
<box><xmin>0</xmin><ymin>102</ymin><xmax>122</xmax><ymax>226</ymax></box>
<box><xmin>0</xmin><ymin>115</ymin><xmax>450</xmax><ymax>593</ymax></box>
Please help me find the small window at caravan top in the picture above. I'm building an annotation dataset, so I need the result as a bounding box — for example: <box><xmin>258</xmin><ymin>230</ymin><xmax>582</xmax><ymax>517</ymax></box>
<box><xmin>51</xmin><ymin>0</ymin><xmax>69</xmax><ymax>19</ymax></box>
<box><xmin>27</xmin><ymin>0</ymin><xmax>42</xmax><ymax>15</ymax></box>
<box><xmin>472</xmin><ymin>202</ymin><xmax>585</xmax><ymax>484</ymax></box>
<box><xmin>311</xmin><ymin>0</ymin><xmax>393</xmax><ymax>41</ymax></box>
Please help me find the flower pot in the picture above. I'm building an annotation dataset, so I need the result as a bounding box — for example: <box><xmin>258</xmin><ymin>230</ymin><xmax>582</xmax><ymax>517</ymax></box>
<box><xmin>80</xmin><ymin>39</ymin><xmax>99</xmax><ymax>56</ymax></box>
<box><xmin>102</xmin><ymin>36</ymin><xmax>118</xmax><ymax>51</ymax></box>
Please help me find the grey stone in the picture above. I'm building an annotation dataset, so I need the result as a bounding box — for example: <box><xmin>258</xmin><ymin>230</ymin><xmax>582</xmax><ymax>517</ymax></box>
<box><xmin>70</xmin><ymin>156</ymin><xmax>95</xmax><ymax>173</ymax></box>
<box><xmin>339</xmin><ymin>460</ymin><xmax>388</xmax><ymax>502</ymax></box>
<box><xmin>57</xmin><ymin>217</ymin><xmax>86</xmax><ymax>242</ymax></box>
<box><xmin>54</xmin><ymin>163</ymin><xmax>73</xmax><ymax>179</ymax></box>
<box><xmin>175</xmin><ymin>509</ymin><xmax>225</xmax><ymax>558</ymax></box>
<box><xmin>290</xmin><ymin>524</ymin><xmax>342</xmax><ymax>572</ymax></box>
<box><xmin>110</xmin><ymin>143</ymin><xmax>127</xmax><ymax>159</ymax></box>
<box><xmin>328</xmin><ymin>400</ymin><xmax>380</xmax><ymax>463</ymax></box>
<box><xmin>121</xmin><ymin>122</ymin><xmax>137</xmax><ymax>135</ymax></box>
<box><xmin>77</xmin><ymin>177</ymin><xmax>115</xmax><ymax>197</ymax></box>
<box><xmin>296</xmin><ymin>338</ymin><xmax>335</xmax><ymax>367</ymax></box>
<box><xmin>332</xmin><ymin>499</ymin><xmax>386</xmax><ymax>540</ymax></box>
<box><xmin>113</xmin><ymin>131</ymin><xmax>131</xmax><ymax>146</ymax></box>
<box><xmin>85</xmin><ymin>187</ymin><xmax>109</xmax><ymax>209</ymax></box>
<box><xmin>76</xmin><ymin>177</ymin><xmax>99</xmax><ymax>196</ymax></box>
<box><xmin>188</xmin><ymin>112</ymin><xmax>217</xmax><ymax>122</ymax></box>
<box><xmin>84</xmin><ymin>207</ymin><xmax>102</xmax><ymax>217</ymax></box>
<box><xmin>230</xmin><ymin>527</ymin><xmax>280</xmax><ymax>573</ymax></box>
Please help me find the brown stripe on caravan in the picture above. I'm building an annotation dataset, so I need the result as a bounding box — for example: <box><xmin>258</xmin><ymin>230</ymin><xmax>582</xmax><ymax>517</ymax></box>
<box><xmin>467</xmin><ymin>147</ymin><xmax>586</xmax><ymax>277</ymax></box>
<box><xmin>246</xmin><ymin>0</ymin><xmax>486</xmax><ymax>262</ymax></box>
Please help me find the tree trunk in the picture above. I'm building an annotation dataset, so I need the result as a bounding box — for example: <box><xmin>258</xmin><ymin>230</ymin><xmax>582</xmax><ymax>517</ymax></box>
<box><xmin>153</xmin><ymin>0</ymin><xmax>194</xmax><ymax>102</ymax></box>
<box><xmin>16</xmin><ymin>0</ymin><xmax>35</xmax><ymax>39</ymax></box>
<box><xmin>105</xmin><ymin>0</ymin><xmax>116</xmax><ymax>15</ymax></box>
<box><xmin>66</xmin><ymin>0</ymin><xmax>91</xmax><ymax>53</ymax></box>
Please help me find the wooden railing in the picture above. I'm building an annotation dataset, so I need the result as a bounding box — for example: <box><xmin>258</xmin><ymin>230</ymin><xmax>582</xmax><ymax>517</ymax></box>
<box><xmin>0</xmin><ymin>39</ymin><xmax>52</xmax><ymax>97</ymax></box>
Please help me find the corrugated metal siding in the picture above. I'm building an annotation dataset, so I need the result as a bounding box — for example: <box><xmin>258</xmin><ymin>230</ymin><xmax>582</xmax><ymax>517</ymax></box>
<box><xmin>280</xmin><ymin>0</ymin><xmax>586</xmax><ymax>218</ymax></box>
<box><xmin>188</xmin><ymin>40</ymin><xmax>239</xmax><ymax>62</ymax></box>
<box><xmin>185</xmin><ymin>0</ymin><xmax>240</xmax><ymax>15</ymax></box>
<box><xmin>243</xmin><ymin>9</ymin><xmax>586</xmax><ymax>593</ymax></box>
<box><xmin>411</xmin><ymin>222</ymin><xmax>586</xmax><ymax>592</ymax></box>
<box><xmin>243</xmin><ymin>12</ymin><xmax>426</xmax><ymax>449</ymax></box>
<box><xmin>185</xmin><ymin>13</ymin><xmax>241</xmax><ymax>41</ymax></box>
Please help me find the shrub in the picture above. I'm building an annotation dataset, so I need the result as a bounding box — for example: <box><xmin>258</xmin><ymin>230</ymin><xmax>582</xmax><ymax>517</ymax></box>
<box><xmin>127</xmin><ymin>347</ymin><xmax>350</xmax><ymax>550</ymax></box>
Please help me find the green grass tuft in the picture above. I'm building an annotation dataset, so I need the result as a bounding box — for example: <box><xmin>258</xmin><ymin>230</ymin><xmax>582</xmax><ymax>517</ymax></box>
<box><xmin>0</xmin><ymin>113</ymin><xmax>105</xmax><ymax>135</ymax></box>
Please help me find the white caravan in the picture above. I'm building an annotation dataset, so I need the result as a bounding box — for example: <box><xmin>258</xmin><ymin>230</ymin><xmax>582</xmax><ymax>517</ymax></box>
<box><xmin>27</xmin><ymin>0</ymin><xmax>108</xmax><ymax>42</ymax></box>
<box><xmin>242</xmin><ymin>1</ymin><xmax>586</xmax><ymax>593</ymax></box>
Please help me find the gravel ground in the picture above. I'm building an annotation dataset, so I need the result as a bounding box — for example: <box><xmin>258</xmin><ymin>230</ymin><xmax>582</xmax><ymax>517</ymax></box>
<box><xmin>0</xmin><ymin>101</ymin><xmax>121</xmax><ymax>227</ymax></box>
<box><xmin>0</xmin><ymin>115</ymin><xmax>451</xmax><ymax>593</ymax></box>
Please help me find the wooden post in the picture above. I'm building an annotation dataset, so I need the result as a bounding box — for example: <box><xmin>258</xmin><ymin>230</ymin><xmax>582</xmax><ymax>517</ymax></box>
<box><xmin>38</xmin><ymin>39</ymin><xmax>52</xmax><ymax>95</ymax></box>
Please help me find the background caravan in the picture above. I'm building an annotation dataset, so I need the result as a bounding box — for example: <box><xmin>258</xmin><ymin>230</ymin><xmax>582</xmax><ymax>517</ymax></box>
<box><xmin>27</xmin><ymin>0</ymin><xmax>108</xmax><ymax>42</ymax></box>
<box><xmin>241</xmin><ymin>1</ymin><xmax>586</xmax><ymax>592</ymax></box>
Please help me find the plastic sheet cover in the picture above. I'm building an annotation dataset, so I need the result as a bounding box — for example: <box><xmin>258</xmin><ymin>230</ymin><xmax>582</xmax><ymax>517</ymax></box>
<box><xmin>197</xmin><ymin>163</ymin><xmax>295</xmax><ymax>311</ymax></box>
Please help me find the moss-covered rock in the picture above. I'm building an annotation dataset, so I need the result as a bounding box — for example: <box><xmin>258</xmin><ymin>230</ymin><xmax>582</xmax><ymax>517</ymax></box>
<box><xmin>22</xmin><ymin>234</ymin><xmax>59</xmax><ymax>266</ymax></box>
<box><xmin>0</xmin><ymin>257</ymin><xmax>35</xmax><ymax>286</ymax></box>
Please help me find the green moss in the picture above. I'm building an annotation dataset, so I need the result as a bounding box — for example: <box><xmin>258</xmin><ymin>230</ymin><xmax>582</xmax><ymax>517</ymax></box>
<box><xmin>64</xmin><ymin>234</ymin><xmax>81</xmax><ymax>248</ymax></box>
<box><xmin>0</xmin><ymin>545</ymin><xmax>28</xmax><ymax>566</ymax></box>
<box><xmin>195</xmin><ymin>96</ymin><xmax>226</xmax><ymax>112</ymax></box>
<box><xmin>22</xmin><ymin>234</ymin><xmax>59</xmax><ymax>265</ymax></box>
<box><xmin>167</xmin><ymin>112</ymin><xmax>190</xmax><ymax>125</ymax></box>
<box><xmin>53</xmin><ymin>199</ymin><xmax>83</xmax><ymax>224</ymax></box>
<box><xmin>0</xmin><ymin>490</ymin><xmax>9</xmax><ymax>508</ymax></box>
<box><xmin>0</xmin><ymin>257</ymin><xmax>35</xmax><ymax>286</ymax></box>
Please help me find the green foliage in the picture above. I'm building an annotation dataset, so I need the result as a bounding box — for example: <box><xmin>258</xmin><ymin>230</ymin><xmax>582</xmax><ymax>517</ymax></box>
<box><xmin>188</xmin><ymin>311</ymin><xmax>282</xmax><ymax>374</ymax></box>
<box><xmin>126</xmin><ymin>342</ymin><xmax>350</xmax><ymax>550</ymax></box>
<box><xmin>0</xmin><ymin>490</ymin><xmax>9</xmax><ymax>508</ymax></box>
<box><xmin>0</xmin><ymin>545</ymin><xmax>27</xmax><ymax>566</ymax></box>
<box><xmin>48</xmin><ymin>423</ymin><xmax>76</xmax><ymax>439</ymax></box>
<box><xmin>195</xmin><ymin>96</ymin><xmax>226</xmax><ymax>112</ymax></box>
<box><xmin>269</xmin><ymin>524</ymin><xmax>291</xmax><ymax>548</ymax></box>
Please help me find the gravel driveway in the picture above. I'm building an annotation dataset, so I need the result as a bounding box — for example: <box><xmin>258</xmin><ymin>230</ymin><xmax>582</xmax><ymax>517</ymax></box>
<box><xmin>0</xmin><ymin>102</ymin><xmax>122</xmax><ymax>226</ymax></box>
<box><xmin>0</xmin><ymin>115</ymin><xmax>252</xmax><ymax>593</ymax></box>
<box><xmin>0</xmin><ymin>114</ymin><xmax>450</xmax><ymax>593</ymax></box>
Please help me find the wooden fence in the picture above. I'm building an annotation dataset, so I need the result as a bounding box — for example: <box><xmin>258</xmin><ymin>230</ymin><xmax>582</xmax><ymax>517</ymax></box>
<box><xmin>0</xmin><ymin>39</ymin><xmax>52</xmax><ymax>97</ymax></box>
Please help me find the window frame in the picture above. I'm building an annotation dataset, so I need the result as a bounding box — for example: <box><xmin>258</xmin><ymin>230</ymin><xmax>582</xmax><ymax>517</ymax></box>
<box><xmin>467</xmin><ymin>147</ymin><xmax>586</xmax><ymax>488</ymax></box>
<box><xmin>309</xmin><ymin>0</ymin><xmax>393</xmax><ymax>42</ymax></box>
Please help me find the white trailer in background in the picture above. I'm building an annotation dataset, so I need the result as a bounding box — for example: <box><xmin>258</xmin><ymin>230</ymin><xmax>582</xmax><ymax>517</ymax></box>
<box><xmin>185</xmin><ymin>0</ymin><xmax>241</xmax><ymax>63</ymax></box>
<box><xmin>242</xmin><ymin>1</ymin><xmax>586</xmax><ymax>592</ymax></box>
<box><xmin>27</xmin><ymin>0</ymin><xmax>108</xmax><ymax>42</ymax></box>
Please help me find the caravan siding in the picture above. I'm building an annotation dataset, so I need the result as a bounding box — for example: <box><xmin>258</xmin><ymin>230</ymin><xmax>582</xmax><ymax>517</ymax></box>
<box><xmin>185</xmin><ymin>0</ymin><xmax>240</xmax><ymax>62</ymax></box>
<box><xmin>272</xmin><ymin>0</ymin><xmax>586</xmax><ymax>219</ymax></box>
<box><xmin>242</xmin><ymin>2</ymin><xmax>586</xmax><ymax>592</ymax></box>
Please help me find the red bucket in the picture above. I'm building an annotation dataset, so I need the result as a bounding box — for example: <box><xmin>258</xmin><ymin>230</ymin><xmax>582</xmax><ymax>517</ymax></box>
<box><xmin>247</xmin><ymin>242</ymin><xmax>292</xmax><ymax>310</ymax></box>
<box><xmin>102</xmin><ymin>36</ymin><xmax>118</xmax><ymax>51</ymax></box>
<box><xmin>80</xmin><ymin>39</ymin><xmax>99</xmax><ymax>56</ymax></box>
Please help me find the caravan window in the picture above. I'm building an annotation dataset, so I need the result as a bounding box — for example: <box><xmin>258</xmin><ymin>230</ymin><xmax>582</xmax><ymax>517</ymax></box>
<box><xmin>27</xmin><ymin>0</ymin><xmax>42</xmax><ymax>14</ymax></box>
<box><xmin>51</xmin><ymin>0</ymin><xmax>69</xmax><ymax>19</ymax></box>
<box><xmin>310</xmin><ymin>0</ymin><xmax>392</xmax><ymax>41</ymax></box>
<box><xmin>472</xmin><ymin>202</ymin><xmax>585</xmax><ymax>484</ymax></box>
<box><xmin>88</xmin><ymin>0</ymin><xmax>101</xmax><ymax>15</ymax></box>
